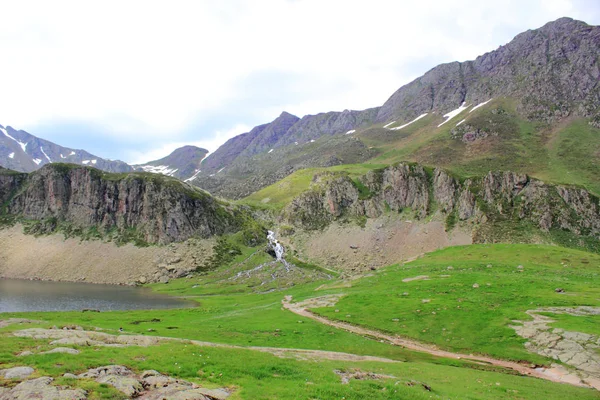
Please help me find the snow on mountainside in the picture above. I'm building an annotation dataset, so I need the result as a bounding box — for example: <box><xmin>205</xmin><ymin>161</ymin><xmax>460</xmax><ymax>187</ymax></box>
<box><xmin>133</xmin><ymin>145</ymin><xmax>209</xmax><ymax>181</ymax></box>
<box><xmin>0</xmin><ymin>124</ymin><xmax>132</xmax><ymax>173</ymax></box>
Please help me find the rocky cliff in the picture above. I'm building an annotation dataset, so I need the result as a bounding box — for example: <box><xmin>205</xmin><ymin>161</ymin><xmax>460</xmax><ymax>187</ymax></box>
<box><xmin>0</xmin><ymin>164</ymin><xmax>251</xmax><ymax>244</ymax></box>
<box><xmin>283</xmin><ymin>163</ymin><xmax>600</xmax><ymax>247</ymax></box>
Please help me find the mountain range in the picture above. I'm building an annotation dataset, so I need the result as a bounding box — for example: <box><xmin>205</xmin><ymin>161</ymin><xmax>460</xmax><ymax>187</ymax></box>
<box><xmin>1</xmin><ymin>17</ymin><xmax>599</xmax><ymax>200</ymax></box>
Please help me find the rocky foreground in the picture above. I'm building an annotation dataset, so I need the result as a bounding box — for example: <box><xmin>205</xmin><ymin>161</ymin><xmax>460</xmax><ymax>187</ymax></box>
<box><xmin>0</xmin><ymin>365</ymin><xmax>230</xmax><ymax>400</ymax></box>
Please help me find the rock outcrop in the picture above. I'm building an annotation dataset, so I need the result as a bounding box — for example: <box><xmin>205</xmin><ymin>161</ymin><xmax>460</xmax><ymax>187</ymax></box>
<box><xmin>283</xmin><ymin>163</ymin><xmax>600</xmax><ymax>243</ymax></box>
<box><xmin>0</xmin><ymin>164</ymin><xmax>249</xmax><ymax>244</ymax></box>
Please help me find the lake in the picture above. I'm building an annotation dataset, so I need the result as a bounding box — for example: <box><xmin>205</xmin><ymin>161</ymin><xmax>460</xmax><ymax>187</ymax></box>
<box><xmin>0</xmin><ymin>279</ymin><xmax>195</xmax><ymax>312</ymax></box>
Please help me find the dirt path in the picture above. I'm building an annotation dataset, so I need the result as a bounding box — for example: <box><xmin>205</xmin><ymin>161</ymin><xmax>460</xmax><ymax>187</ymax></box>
<box><xmin>282</xmin><ymin>295</ymin><xmax>599</xmax><ymax>390</ymax></box>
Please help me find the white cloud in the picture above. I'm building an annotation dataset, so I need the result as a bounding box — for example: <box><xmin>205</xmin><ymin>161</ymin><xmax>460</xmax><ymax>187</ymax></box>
<box><xmin>0</xmin><ymin>0</ymin><xmax>597</xmax><ymax>161</ymax></box>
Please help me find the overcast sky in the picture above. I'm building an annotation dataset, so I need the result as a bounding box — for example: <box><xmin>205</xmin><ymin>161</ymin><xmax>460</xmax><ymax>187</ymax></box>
<box><xmin>1</xmin><ymin>0</ymin><xmax>599</xmax><ymax>164</ymax></box>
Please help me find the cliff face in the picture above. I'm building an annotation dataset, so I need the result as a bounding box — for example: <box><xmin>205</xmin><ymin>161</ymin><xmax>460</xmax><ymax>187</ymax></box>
<box><xmin>1</xmin><ymin>164</ymin><xmax>245</xmax><ymax>244</ymax></box>
<box><xmin>283</xmin><ymin>163</ymin><xmax>600</xmax><ymax>242</ymax></box>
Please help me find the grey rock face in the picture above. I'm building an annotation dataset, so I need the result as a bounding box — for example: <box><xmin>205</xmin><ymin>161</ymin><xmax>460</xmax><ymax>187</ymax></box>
<box><xmin>1</xmin><ymin>164</ymin><xmax>245</xmax><ymax>244</ymax></box>
<box><xmin>283</xmin><ymin>163</ymin><xmax>600</xmax><ymax>242</ymax></box>
<box><xmin>376</xmin><ymin>18</ymin><xmax>600</xmax><ymax>125</ymax></box>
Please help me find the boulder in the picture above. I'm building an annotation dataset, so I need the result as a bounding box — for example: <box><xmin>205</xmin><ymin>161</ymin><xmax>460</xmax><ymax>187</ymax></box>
<box><xmin>0</xmin><ymin>366</ymin><xmax>34</xmax><ymax>379</ymax></box>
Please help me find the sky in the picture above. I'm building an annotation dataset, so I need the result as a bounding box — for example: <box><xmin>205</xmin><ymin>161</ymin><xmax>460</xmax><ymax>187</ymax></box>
<box><xmin>1</xmin><ymin>0</ymin><xmax>599</xmax><ymax>164</ymax></box>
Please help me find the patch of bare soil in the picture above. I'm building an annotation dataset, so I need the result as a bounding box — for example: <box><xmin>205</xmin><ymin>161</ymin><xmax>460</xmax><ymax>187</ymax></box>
<box><xmin>282</xmin><ymin>295</ymin><xmax>599</xmax><ymax>391</ymax></box>
<box><xmin>288</xmin><ymin>215</ymin><xmax>472</xmax><ymax>274</ymax></box>
<box><xmin>0</xmin><ymin>225</ymin><xmax>214</xmax><ymax>285</ymax></box>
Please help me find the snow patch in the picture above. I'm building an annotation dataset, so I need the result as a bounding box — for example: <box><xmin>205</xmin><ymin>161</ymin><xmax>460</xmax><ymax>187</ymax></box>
<box><xmin>1</xmin><ymin>127</ymin><xmax>27</xmax><ymax>152</ymax></box>
<box><xmin>470</xmin><ymin>99</ymin><xmax>493</xmax><ymax>113</ymax></box>
<box><xmin>456</xmin><ymin>119</ymin><xmax>466</xmax><ymax>126</ymax></box>
<box><xmin>91</xmin><ymin>159</ymin><xmax>97</xmax><ymax>164</ymax></box>
<box><xmin>383</xmin><ymin>121</ymin><xmax>396</xmax><ymax>129</ymax></box>
<box><xmin>69</xmin><ymin>151</ymin><xmax>76</xmax><ymax>156</ymax></box>
<box><xmin>438</xmin><ymin>103</ymin><xmax>470</xmax><ymax>127</ymax></box>
<box><xmin>33</xmin><ymin>158</ymin><xmax>42</xmax><ymax>165</ymax></box>
<box><xmin>389</xmin><ymin>113</ymin><xmax>428</xmax><ymax>130</ymax></box>
<box><xmin>268</xmin><ymin>149</ymin><xmax>274</xmax><ymax>153</ymax></box>
<box><xmin>40</xmin><ymin>147</ymin><xmax>52</xmax><ymax>163</ymax></box>
<box><xmin>294</xmin><ymin>142</ymin><xmax>298</xmax><ymax>145</ymax></box>
<box><xmin>184</xmin><ymin>169</ymin><xmax>202</xmax><ymax>183</ymax></box>
<box><xmin>310</xmin><ymin>139</ymin><xmax>315</xmax><ymax>143</ymax></box>
<box><xmin>8</xmin><ymin>152</ymin><xmax>14</xmax><ymax>159</ymax></box>
<box><xmin>81</xmin><ymin>160</ymin><xmax>91</xmax><ymax>165</ymax></box>
<box><xmin>140</xmin><ymin>165</ymin><xmax>178</xmax><ymax>176</ymax></box>
<box><xmin>217</xmin><ymin>167</ymin><xmax>225</xmax><ymax>174</ymax></box>
<box><xmin>60</xmin><ymin>154</ymin><xmax>65</xmax><ymax>159</ymax></box>
<box><xmin>346</xmin><ymin>129</ymin><xmax>355</xmax><ymax>135</ymax></box>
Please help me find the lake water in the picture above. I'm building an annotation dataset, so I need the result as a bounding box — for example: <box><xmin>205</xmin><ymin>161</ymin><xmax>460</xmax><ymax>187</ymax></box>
<box><xmin>0</xmin><ymin>279</ymin><xmax>195</xmax><ymax>313</ymax></box>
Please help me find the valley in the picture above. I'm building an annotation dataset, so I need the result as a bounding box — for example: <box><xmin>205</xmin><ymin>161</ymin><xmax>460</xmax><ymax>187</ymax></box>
<box><xmin>1</xmin><ymin>15</ymin><xmax>600</xmax><ymax>400</ymax></box>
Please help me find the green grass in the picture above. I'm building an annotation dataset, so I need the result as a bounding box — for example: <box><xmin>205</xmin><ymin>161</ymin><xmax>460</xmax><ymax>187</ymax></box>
<box><xmin>2</xmin><ymin>331</ymin><xmax>596</xmax><ymax>400</ymax></box>
<box><xmin>241</xmin><ymin>163</ymin><xmax>386</xmax><ymax>210</ymax></box>
<box><xmin>314</xmin><ymin>244</ymin><xmax>600</xmax><ymax>364</ymax></box>
<box><xmin>2</xmin><ymin>243</ymin><xmax>600</xmax><ymax>398</ymax></box>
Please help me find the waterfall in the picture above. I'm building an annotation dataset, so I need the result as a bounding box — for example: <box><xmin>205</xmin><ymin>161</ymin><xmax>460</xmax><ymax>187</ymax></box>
<box><xmin>267</xmin><ymin>230</ymin><xmax>291</xmax><ymax>272</ymax></box>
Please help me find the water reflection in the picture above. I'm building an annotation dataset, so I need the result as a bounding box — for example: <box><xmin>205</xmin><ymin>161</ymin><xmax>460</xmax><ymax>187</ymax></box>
<box><xmin>0</xmin><ymin>279</ymin><xmax>194</xmax><ymax>312</ymax></box>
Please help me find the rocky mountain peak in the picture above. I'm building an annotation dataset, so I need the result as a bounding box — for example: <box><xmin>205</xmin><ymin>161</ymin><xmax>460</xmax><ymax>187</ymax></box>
<box><xmin>376</xmin><ymin>17</ymin><xmax>600</xmax><ymax>124</ymax></box>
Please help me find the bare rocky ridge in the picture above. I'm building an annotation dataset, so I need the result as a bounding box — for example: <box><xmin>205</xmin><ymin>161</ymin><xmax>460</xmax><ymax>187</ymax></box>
<box><xmin>377</xmin><ymin>18</ymin><xmax>600</xmax><ymax>125</ymax></box>
<box><xmin>282</xmin><ymin>163</ymin><xmax>600</xmax><ymax>245</ymax></box>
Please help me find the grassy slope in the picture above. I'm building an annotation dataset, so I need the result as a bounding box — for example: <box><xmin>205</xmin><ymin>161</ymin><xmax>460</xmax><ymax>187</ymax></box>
<box><xmin>240</xmin><ymin>98</ymin><xmax>600</xmax><ymax>210</ymax></box>
<box><xmin>242</xmin><ymin>163</ymin><xmax>386</xmax><ymax>210</ymax></box>
<box><xmin>314</xmin><ymin>244</ymin><xmax>600</xmax><ymax>363</ymax></box>
<box><xmin>2</xmin><ymin>243</ymin><xmax>600</xmax><ymax>398</ymax></box>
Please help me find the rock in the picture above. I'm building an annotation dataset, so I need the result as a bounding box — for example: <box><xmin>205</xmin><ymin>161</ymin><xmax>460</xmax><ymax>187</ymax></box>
<box><xmin>159</xmin><ymin>276</ymin><xmax>170</xmax><ymax>284</ymax></box>
<box><xmin>447</xmin><ymin>266</ymin><xmax>453</xmax><ymax>270</ymax></box>
<box><xmin>97</xmin><ymin>375</ymin><xmax>144</xmax><ymax>397</ymax></box>
<box><xmin>555</xmin><ymin>288</ymin><xmax>565</xmax><ymax>293</ymax></box>
<box><xmin>41</xmin><ymin>347</ymin><xmax>80</xmax><ymax>355</ymax></box>
<box><xmin>472</xmin><ymin>283</ymin><xmax>480</xmax><ymax>288</ymax></box>
<box><xmin>141</xmin><ymin>370</ymin><xmax>161</xmax><ymax>378</ymax></box>
<box><xmin>79</xmin><ymin>365</ymin><xmax>134</xmax><ymax>379</ymax></box>
<box><xmin>17</xmin><ymin>351</ymin><xmax>34</xmax><ymax>357</ymax></box>
<box><xmin>0</xmin><ymin>366</ymin><xmax>35</xmax><ymax>379</ymax></box>
<box><xmin>63</xmin><ymin>373</ymin><xmax>79</xmax><ymax>379</ymax></box>
<box><xmin>3</xmin><ymin>377</ymin><xmax>87</xmax><ymax>400</ymax></box>
<box><xmin>195</xmin><ymin>388</ymin><xmax>231</xmax><ymax>400</ymax></box>
<box><xmin>517</xmin><ymin>265</ymin><xmax>524</xmax><ymax>270</ymax></box>
<box><xmin>138</xmin><ymin>276</ymin><xmax>147</xmax><ymax>284</ymax></box>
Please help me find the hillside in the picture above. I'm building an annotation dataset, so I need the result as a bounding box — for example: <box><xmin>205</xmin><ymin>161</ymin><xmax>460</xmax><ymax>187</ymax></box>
<box><xmin>177</xmin><ymin>17</ymin><xmax>600</xmax><ymax>200</ymax></box>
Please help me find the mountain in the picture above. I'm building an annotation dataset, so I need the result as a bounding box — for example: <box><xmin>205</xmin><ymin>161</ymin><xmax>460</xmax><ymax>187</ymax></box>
<box><xmin>0</xmin><ymin>124</ymin><xmax>132</xmax><ymax>173</ymax></box>
<box><xmin>134</xmin><ymin>145</ymin><xmax>209</xmax><ymax>182</ymax></box>
<box><xmin>375</xmin><ymin>17</ymin><xmax>600</xmax><ymax>125</ymax></box>
<box><xmin>188</xmin><ymin>108</ymin><xmax>379</xmax><ymax>198</ymax></box>
<box><xmin>180</xmin><ymin>17</ymin><xmax>600</xmax><ymax>199</ymax></box>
